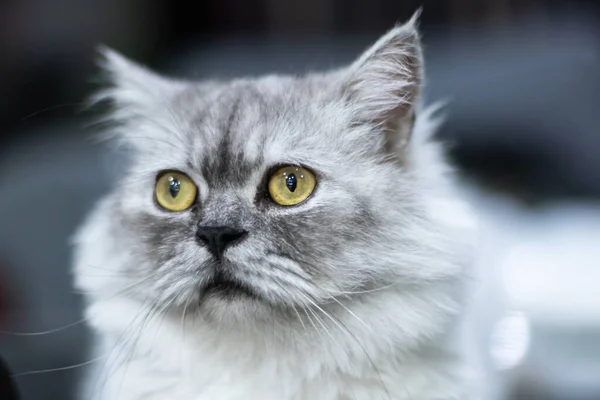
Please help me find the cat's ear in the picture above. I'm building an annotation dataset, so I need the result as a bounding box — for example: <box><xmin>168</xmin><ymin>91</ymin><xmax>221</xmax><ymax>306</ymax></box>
<box><xmin>92</xmin><ymin>47</ymin><xmax>189</xmax><ymax>151</ymax></box>
<box><xmin>342</xmin><ymin>12</ymin><xmax>422</xmax><ymax>152</ymax></box>
<box><xmin>93</xmin><ymin>46</ymin><xmax>182</xmax><ymax>117</ymax></box>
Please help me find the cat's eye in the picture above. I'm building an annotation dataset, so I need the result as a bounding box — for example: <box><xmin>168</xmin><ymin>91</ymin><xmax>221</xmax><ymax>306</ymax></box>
<box><xmin>268</xmin><ymin>166</ymin><xmax>316</xmax><ymax>206</ymax></box>
<box><xmin>155</xmin><ymin>171</ymin><xmax>198</xmax><ymax>211</ymax></box>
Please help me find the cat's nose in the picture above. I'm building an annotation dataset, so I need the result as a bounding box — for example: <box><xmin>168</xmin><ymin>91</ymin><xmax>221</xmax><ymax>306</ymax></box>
<box><xmin>196</xmin><ymin>226</ymin><xmax>248</xmax><ymax>259</ymax></box>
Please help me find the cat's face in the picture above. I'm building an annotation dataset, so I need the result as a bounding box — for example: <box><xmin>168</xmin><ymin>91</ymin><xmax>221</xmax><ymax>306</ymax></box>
<box><xmin>84</xmin><ymin>17</ymin><xmax>465</xmax><ymax>322</ymax></box>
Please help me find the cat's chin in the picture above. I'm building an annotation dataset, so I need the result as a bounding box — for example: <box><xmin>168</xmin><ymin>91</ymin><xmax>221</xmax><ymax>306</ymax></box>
<box><xmin>197</xmin><ymin>291</ymin><xmax>275</xmax><ymax>323</ymax></box>
<box><xmin>201</xmin><ymin>274</ymin><xmax>258</xmax><ymax>300</ymax></box>
<box><xmin>196</xmin><ymin>273</ymin><xmax>273</xmax><ymax>321</ymax></box>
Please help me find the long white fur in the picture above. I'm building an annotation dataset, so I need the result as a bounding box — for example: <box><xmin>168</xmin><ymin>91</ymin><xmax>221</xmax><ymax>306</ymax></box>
<box><xmin>73</xmin><ymin>14</ymin><xmax>478</xmax><ymax>400</ymax></box>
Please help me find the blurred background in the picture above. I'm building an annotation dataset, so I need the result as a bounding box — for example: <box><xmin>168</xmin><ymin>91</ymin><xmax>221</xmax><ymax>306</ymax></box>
<box><xmin>1</xmin><ymin>0</ymin><xmax>599</xmax><ymax>399</ymax></box>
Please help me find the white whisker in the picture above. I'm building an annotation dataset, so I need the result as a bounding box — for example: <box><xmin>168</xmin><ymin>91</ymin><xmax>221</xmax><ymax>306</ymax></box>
<box><xmin>298</xmin><ymin>292</ymin><xmax>392</xmax><ymax>400</ymax></box>
<box><xmin>305</xmin><ymin>303</ymin><xmax>336</xmax><ymax>344</ymax></box>
<box><xmin>301</xmin><ymin>308</ymin><xmax>320</xmax><ymax>341</ymax></box>
<box><xmin>291</xmin><ymin>304</ymin><xmax>308</xmax><ymax>334</ymax></box>
<box><xmin>328</xmin><ymin>296</ymin><xmax>374</xmax><ymax>333</ymax></box>
<box><xmin>337</xmin><ymin>280</ymin><xmax>402</xmax><ymax>296</ymax></box>
<box><xmin>12</xmin><ymin>355</ymin><xmax>106</xmax><ymax>377</ymax></box>
<box><xmin>1</xmin><ymin>272</ymin><xmax>160</xmax><ymax>337</ymax></box>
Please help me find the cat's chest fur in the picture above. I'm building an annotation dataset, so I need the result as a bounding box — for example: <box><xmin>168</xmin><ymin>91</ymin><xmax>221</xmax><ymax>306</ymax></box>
<box><xmin>83</xmin><ymin>298</ymin><xmax>466</xmax><ymax>400</ymax></box>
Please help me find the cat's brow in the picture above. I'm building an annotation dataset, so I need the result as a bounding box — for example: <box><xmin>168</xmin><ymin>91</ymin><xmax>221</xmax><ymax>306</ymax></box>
<box><xmin>214</xmin><ymin>95</ymin><xmax>242</xmax><ymax>181</ymax></box>
<box><xmin>224</xmin><ymin>95</ymin><xmax>242</xmax><ymax>140</ymax></box>
<box><xmin>200</xmin><ymin>91</ymin><xmax>263</xmax><ymax>187</ymax></box>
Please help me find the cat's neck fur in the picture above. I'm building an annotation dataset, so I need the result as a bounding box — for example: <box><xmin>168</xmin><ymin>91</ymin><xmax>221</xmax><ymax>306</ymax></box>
<box><xmin>82</xmin><ymin>271</ymin><xmax>466</xmax><ymax>400</ymax></box>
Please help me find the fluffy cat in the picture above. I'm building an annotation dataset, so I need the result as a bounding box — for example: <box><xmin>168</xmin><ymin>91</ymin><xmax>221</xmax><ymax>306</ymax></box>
<box><xmin>73</xmin><ymin>13</ymin><xmax>477</xmax><ymax>400</ymax></box>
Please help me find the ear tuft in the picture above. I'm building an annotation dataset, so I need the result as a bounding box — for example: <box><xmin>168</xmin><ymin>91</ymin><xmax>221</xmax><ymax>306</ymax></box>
<box><xmin>343</xmin><ymin>11</ymin><xmax>423</xmax><ymax>152</ymax></box>
<box><xmin>88</xmin><ymin>46</ymin><xmax>188</xmax><ymax>151</ymax></box>
<box><xmin>91</xmin><ymin>46</ymin><xmax>180</xmax><ymax>112</ymax></box>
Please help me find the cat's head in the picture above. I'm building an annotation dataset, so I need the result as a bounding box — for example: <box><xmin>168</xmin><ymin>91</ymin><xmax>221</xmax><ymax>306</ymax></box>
<box><xmin>75</xmin><ymin>14</ymin><xmax>471</xmax><ymax>334</ymax></box>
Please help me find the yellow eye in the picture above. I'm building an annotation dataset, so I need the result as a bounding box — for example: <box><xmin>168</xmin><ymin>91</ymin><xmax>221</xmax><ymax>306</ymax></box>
<box><xmin>268</xmin><ymin>166</ymin><xmax>316</xmax><ymax>206</ymax></box>
<box><xmin>155</xmin><ymin>171</ymin><xmax>198</xmax><ymax>211</ymax></box>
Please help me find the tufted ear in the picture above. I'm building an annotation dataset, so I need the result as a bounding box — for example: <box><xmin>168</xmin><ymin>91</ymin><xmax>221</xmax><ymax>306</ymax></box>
<box><xmin>91</xmin><ymin>47</ymin><xmax>189</xmax><ymax>152</ymax></box>
<box><xmin>342</xmin><ymin>11</ymin><xmax>423</xmax><ymax>153</ymax></box>
<box><xmin>93</xmin><ymin>46</ymin><xmax>183</xmax><ymax>116</ymax></box>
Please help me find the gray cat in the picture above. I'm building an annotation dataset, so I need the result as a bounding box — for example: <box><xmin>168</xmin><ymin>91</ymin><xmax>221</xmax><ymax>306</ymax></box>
<box><xmin>73</xmin><ymin>13</ymin><xmax>477</xmax><ymax>400</ymax></box>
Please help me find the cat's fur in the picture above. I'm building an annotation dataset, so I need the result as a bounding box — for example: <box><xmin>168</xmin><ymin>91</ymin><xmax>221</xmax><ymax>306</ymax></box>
<box><xmin>73</xmin><ymin>14</ymin><xmax>477</xmax><ymax>400</ymax></box>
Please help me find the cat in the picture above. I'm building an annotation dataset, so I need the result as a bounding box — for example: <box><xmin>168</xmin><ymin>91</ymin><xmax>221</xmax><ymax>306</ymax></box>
<box><xmin>73</xmin><ymin>12</ymin><xmax>478</xmax><ymax>400</ymax></box>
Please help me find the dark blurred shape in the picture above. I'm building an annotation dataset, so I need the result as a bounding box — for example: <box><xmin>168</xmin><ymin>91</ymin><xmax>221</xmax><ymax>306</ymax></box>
<box><xmin>0</xmin><ymin>0</ymin><xmax>166</xmax><ymax>134</ymax></box>
<box><xmin>0</xmin><ymin>356</ymin><xmax>19</xmax><ymax>400</ymax></box>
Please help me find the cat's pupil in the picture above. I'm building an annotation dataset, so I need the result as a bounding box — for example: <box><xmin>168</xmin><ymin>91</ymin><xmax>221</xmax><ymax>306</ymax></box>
<box><xmin>286</xmin><ymin>174</ymin><xmax>297</xmax><ymax>192</ymax></box>
<box><xmin>169</xmin><ymin>178</ymin><xmax>180</xmax><ymax>198</ymax></box>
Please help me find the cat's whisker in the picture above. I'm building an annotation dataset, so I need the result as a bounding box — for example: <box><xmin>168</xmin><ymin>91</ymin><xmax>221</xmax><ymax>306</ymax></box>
<box><xmin>336</xmin><ymin>280</ymin><xmax>403</xmax><ymax>296</ymax></box>
<box><xmin>299</xmin><ymin>293</ymin><xmax>392</xmax><ymax>400</ymax></box>
<box><xmin>89</xmin><ymin>301</ymin><xmax>154</xmax><ymax>400</ymax></box>
<box><xmin>266</xmin><ymin>278</ymin><xmax>311</xmax><ymax>333</ymax></box>
<box><xmin>111</xmin><ymin>304</ymin><xmax>160</xmax><ymax>400</ymax></box>
<box><xmin>75</xmin><ymin>269</ymin><xmax>161</xmax><ymax>298</ymax></box>
<box><xmin>11</xmin><ymin>355</ymin><xmax>106</xmax><ymax>377</ymax></box>
<box><xmin>21</xmin><ymin>102</ymin><xmax>87</xmax><ymax>121</ymax></box>
<box><xmin>290</xmin><ymin>303</ymin><xmax>308</xmax><ymax>334</ymax></box>
<box><xmin>317</xmin><ymin>296</ymin><xmax>396</xmax><ymax>400</ymax></box>
<box><xmin>150</xmin><ymin>296</ymin><xmax>178</xmax><ymax>348</ymax></box>
<box><xmin>327</xmin><ymin>296</ymin><xmax>374</xmax><ymax>334</ymax></box>
<box><xmin>180</xmin><ymin>295</ymin><xmax>192</xmax><ymax>370</ymax></box>
<box><xmin>98</xmin><ymin>302</ymin><xmax>161</xmax><ymax>400</ymax></box>
<box><xmin>1</xmin><ymin>273</ymin><xmax>159</xmax><ymax>337</ymax></box>
<box><xmin>305</xmin><ymin>304</ymin><xmax>337</xmax><ymax>345</ymax></box>
<box><xmin>0</xmin><ymin>318</ymin><xmax>88</xmax><ymax>337</ymax></box>
<box><xmin>86</xmin><ymin>264</ymin><xmax>147</xmax><ymax>274</ymax></box>
<box><xmin>8</xmin><ymin>302</ymin><xmax>153</xmax><ymax>398</ymax></box>
<box><xmin>301</xmin><ymin>308</ymin><xmax>321</xmax><ymax>342</ymax></box>
<box><xmin>262</xmin><ymin>254</ymin><xmax>313</xmax><ymax>282</ymax></box>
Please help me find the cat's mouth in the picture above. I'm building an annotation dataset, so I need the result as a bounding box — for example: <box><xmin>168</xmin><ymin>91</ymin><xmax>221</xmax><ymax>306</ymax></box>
<box><xmin>202</xmin><ymin>272</ymin><xmax>258</xmax><ymax>300</ymax></box>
